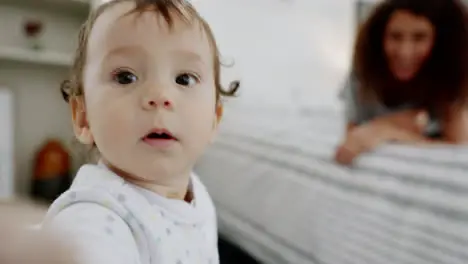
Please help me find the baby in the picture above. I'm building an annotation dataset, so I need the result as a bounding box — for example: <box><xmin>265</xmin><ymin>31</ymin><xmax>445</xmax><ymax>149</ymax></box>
<box><xmin>42</xmin><ymin>0</ymin><xmax>239</xmax><ymax>263</ymax></box>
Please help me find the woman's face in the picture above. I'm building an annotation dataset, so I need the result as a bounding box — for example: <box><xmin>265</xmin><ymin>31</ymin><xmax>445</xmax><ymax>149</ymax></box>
<box><xmin>383</xmin><ymin>10</ymin><xmax>435</xmax><ymax>81</ymax></box>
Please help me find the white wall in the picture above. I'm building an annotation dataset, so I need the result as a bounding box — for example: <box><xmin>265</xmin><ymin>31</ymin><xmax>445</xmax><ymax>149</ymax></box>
<box><xmin>0</xmin><ymin>5</ymin><xmax>82</xmax><ymax>53</ymax></box>
<box><xmin>0</xmin><ymin>88</ymin><xmax>14</xmax><ymax>198</ymax></box>
<box><xmin>0</xmin><ymin>4</ymin><xmax>85</xmax><ymax>196</ymax></box>
<box><xmin>196</xmin><ymin>0</ymin><xmax>357</xmax><ymax>111</ymax></box>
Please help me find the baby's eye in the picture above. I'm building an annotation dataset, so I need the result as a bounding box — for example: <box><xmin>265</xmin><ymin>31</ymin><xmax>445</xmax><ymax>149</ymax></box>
<box><xmin>175</xmin><ymin>73</ymin><xmax>199</xmax><ymax>87</ymax></box>
<box><xmin>112</xmin><ymin>70</ymin><xmax>138</xmax><ymax>85</ymax></box>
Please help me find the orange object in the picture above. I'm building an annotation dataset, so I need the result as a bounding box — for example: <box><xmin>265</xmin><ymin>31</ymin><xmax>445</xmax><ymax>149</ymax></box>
<box><xmin>32</xmin><ymin>139</ymin><xmax>71</xmax><ymax>202</ymax></box>
<box><xmin>33</xmin><ymin>140</ymin><xmax>70</xmax><ymax>180</ymax></box>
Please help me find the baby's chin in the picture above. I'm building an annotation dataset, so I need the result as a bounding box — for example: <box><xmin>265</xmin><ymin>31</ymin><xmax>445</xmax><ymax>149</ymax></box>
<box><xmin>107</xmin><ymin>159</ymin><xmax>191</xmax><ymax>184</ymax></box>
<box><xmin>118</xmin><ymin>165</ymin><xmax>192</xmax><ymax>200</ymax></box>
<box><xmin>133</xmin><ymin>164</ymin><xmax>191</xmax><ymax>183</ymax></box>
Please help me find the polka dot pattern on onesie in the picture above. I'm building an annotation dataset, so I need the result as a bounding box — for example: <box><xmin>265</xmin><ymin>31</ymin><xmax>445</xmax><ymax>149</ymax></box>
<box><xmin>117</xmin><ymin>193</ymin><xmax>126</xmax><ymax>203</ymax></box>
<box><xmin>49</xmin><ymin>164</ymin><xmax>220</xmax><ymax>264</ymax></box>
<box><xmin>105</xmin><ymin>226</ymin><xmax>113</xmax><ymax>235</ymax></box>
<box><xmin>106</xmin><ymin>214</ymin><xmax>115</xmax><ymax>222</ymax></box>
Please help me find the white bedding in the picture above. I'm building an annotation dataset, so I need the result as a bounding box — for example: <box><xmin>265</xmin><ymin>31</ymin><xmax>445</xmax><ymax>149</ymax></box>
<box><xmin>195</xmin><ymin>109</ymin><xmax>468</xmax><ymax>264</ymax></box>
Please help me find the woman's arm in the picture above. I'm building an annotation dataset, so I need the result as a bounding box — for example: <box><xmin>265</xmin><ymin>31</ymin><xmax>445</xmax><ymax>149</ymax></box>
<box><xmin>364</xmin><ymin>109</ymin><xmax>447</xmax><ymax>144</ymax></box>
<box><xmin>441</xmin><ymin>107</ymin><xmax>468</xmax><ymax>143</ymax></box>
<box><xmin>380</xmin><ymin>107</ymin><xmax>468</xmax><ymax>144</ymax></box>
<box><xmin>376</xmin><ymin>123</ymin><xmax>436</xmax><ymax>144</ymax></box>
<box><xmin>335</xmin><ymin>75</ymin><xmax>434</xmax><ymax>163</ymax></box>
<box><xmin>336</xmin><ymin>110</ymin><xmax>434</xmax><ymax>165</ymax></box>
<box><xmin>345</xmin><ymin>110</ymin><xmax>428</xmax><ymax>141</ymax></box>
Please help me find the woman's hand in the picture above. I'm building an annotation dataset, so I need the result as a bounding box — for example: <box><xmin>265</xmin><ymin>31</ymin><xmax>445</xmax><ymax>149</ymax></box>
<box><xmin>335</xmin><ymin>110</ymin><xmax>429</xmax><ymax>165</ymax></box>
<box><xmin>335</xmin><ymin>122</ymin><xmax>391</xmax><ymax>165</ymax></box>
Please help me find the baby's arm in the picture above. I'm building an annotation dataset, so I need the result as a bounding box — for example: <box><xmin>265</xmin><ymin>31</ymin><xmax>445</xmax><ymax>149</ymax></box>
<box><xmin>49</xmin><ymin>203</ymin><xmax>140</xmax><ymax>264</ymax></box>
<box><xmin>0</xmin><ymin>202</ymin><xmax>75</xmax><ymax>264</ymax></box>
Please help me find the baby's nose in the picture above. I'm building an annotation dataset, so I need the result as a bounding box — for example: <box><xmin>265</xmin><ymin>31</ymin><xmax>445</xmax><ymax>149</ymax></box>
<box><xmin>142</xmin><ymin>87</ymin><xmax>174</xmax><ymax>110</ymax></box>
<box><xmin>145</xmin><ymin>98</ymin><xmax>172</xmax><ymax>108</ymax></box>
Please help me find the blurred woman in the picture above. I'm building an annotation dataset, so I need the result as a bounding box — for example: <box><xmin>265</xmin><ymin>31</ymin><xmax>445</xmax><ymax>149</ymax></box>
<box><xmin>335</xmin><ymin>0</ymin><xmax>468</xmax><ymax>165</ymax></box>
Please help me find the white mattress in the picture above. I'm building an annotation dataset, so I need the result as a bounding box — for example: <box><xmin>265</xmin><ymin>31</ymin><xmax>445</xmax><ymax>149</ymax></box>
<box><xmin>195</xmin><ymin>109</ymin><xmax>468</xmax><ymax>264</ymax></box>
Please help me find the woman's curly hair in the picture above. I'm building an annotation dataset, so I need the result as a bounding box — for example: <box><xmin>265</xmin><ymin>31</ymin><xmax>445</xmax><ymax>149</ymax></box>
<box><xmin>353</xmin><ymin>0</ymin><xmax>468</xmax><ymax>111</ymax></box>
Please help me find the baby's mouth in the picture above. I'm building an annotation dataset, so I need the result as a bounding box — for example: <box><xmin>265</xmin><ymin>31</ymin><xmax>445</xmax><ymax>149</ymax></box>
<box><xmin>144</xmin><ymin>132</ymin><xmax>176</xmax><ymax>140</ymax></box>
<box><xmin>141</xmin><ymin>128</ymin><xmax>178</xmax><ymax>146</ymax></box>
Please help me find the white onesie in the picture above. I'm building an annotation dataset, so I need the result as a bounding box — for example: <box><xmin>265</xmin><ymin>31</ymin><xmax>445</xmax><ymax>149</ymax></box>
<box><xmin>42</xmin><ymin>163</ymin><xmax>219</xmax><ymax>264</ymax></box>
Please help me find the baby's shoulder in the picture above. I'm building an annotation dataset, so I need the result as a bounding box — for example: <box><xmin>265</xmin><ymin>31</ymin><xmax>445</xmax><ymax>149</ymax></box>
<box><xmin>45</xmin><ymin>163</ymin><xmax>141</xmax><ymax>218</ymax></box>
<box><xmin>43</xmin><ymin>187</ymin><xmax>130</xmax><ymax>229</ymax></box>
<box><xmin>49</xmin><ymin>199</ymin><xmax>125</xmax><ymax>226</ymax></box>
<box><xmin>43</xmin><ymin>196</ymin><xmax>141</xmax><ymax>264</ymax></box>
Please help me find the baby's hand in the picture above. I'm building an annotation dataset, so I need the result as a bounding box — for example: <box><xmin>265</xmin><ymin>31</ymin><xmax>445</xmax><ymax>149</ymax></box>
<box><xmin>0</xmin><ymin>201</ymin><xmax>76</xmax><ymax>264</ymax></box>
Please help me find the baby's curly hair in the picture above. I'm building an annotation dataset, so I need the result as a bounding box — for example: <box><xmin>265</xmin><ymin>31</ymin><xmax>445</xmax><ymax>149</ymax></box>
<box><xmin>60</xmin><ymin>0</ymin><xmax>239</xmax><ymax>105</ymax></box>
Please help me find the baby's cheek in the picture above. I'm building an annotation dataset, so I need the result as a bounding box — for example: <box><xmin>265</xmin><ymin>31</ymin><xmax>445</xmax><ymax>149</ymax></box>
<box><xmin>90</xmin><ymin>102</ymin><xmax>133</xmax><ymax>142</ymax></box>
<box><xmin>185</xmin><ymin>108</ymin><xmax>217</xmax><ymax>146</ymax></box>
<box><xmin>93</xmin><ymin>118</ymin><xmax>130</xmax><ymax>156</ymax></box>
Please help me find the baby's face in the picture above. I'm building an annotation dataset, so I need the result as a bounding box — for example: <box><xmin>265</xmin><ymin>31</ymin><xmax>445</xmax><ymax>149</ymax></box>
<box><xmin>78</xmin><ymin>2</ymin><xmax>218</xmax><ymax>182</ymax></box>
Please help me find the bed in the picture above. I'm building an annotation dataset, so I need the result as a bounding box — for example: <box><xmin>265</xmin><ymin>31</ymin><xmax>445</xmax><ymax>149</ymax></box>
<box><xmin>194</xmin><ymin>107</ymin><xmax>468</xmax><ymax>264</ymax></box>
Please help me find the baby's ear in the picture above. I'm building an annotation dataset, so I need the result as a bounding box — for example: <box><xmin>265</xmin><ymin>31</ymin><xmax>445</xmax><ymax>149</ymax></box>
<box><xmin>215</xmin><ymin>103</ymin><xmax>223</xmax><ymax>123</ymax></box>
<box><xmin>70</xmin><ymin>97</ymin><xmax>94</xmax><ymax>145</ymax></box>
<box><xmin>209</xmin><ymin>103</ymin><xmax>223</xmax><ymax>143</ymax></box>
